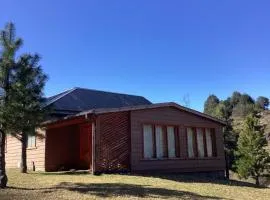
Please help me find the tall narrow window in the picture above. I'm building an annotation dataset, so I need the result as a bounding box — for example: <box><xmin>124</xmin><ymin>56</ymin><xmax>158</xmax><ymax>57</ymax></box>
<box><xmin>205</xmin><ymin>128</ymin><xmax>213</xmax><ymax>157</ymax></box>
<box><xmin>143</xmin><ymin>125</ymin><xmax>153</xmax><ymax>158</ymax></box>
<box><xmin>196</xmin><ymin>128</ymin><xmax>204</xmax><ymax>158</ymax></box>
<box><xmin>167</xmin><ymin>126</ymin><xmax>176</xmax><ymax>158</ymax></box>
<box><xmin>187</xmin><ymin>128</ymin><xmax>194</xmax><ymax>158</ymax></box>
<box><xmin>27</xmin><ymin>134</ymin><xmax>36</xmax><ymax>148</ymax></box>
<box><xmin>155</xmin><ymin>125</ymin><xmax>164</xmax><ymax>158</ymax></box>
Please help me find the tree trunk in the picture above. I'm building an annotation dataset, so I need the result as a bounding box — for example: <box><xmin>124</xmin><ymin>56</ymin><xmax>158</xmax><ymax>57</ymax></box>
<box><xmin>255</xmin><ymin>176</ymin><xmax>260</xmax><ymax>186</ymax></box>
<box><xmin>225</xmin><ymin>150</ymin><xmax>230</xmax><ymax>179</ymax></box>
<box><xmin>0</xmin><ymin>129</ymin><xmax>8</xmax><ymax>188</ymax></box>
<box><xmin>0</xmin><ymin>37</ymin><xmax>14</xmax><ymax>187</ymax></box>
<box><xmin>0</xmin><ymin>64</ymin><xmax>11</xmax><ymax>187</ymax></box>
<box><xmin>20</xmin><ymin>132</ymin><xmax>27</xmax><ymax>173</ymax></box>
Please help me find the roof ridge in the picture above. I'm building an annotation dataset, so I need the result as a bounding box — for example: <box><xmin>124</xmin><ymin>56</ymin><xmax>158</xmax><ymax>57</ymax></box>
<box><xmin>73</xmin><ymin>87</ymin><xmax>149</xmax><ymax>98</ymax></box>
<box><xmin>45</xmin><ymin>87</ymin><xmax>152</xmax><ymax>108</ymax></box>
<box><xmin>45</xmin><ymin>87</ymin><xmax>77</xmax><ymax>106</ymax></box>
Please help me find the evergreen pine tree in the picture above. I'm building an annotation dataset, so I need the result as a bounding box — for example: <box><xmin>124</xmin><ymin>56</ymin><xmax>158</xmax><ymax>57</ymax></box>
<box><xmin>4</xmin><ymin>54</ymin><xmax>47</xmax><ymax>173</ymax></box>
<box><xmin>235</xmin><ymin>114</ymin><xmax>270</xmax><ymax>186</ymax></box>
<box><xmin>203</xmin><ymin>95</ymin><xmax>220</xmax><ymax>115</ymax></box>
<box><xmin>0</xmin><ymin>22</ymin><xmax>22</xmax><ymax>188</ymax></box>
<box><xmin>0</xmin><ymin>22</ymin><xmax>47</xmax><ymax>178</ymax></box>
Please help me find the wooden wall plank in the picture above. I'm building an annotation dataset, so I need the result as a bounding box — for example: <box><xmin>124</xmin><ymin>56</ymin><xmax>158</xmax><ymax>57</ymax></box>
<box><xmin>94</xmin><ymin>111</ymin><xmax>130</xmax><ymax>173</ymax></box>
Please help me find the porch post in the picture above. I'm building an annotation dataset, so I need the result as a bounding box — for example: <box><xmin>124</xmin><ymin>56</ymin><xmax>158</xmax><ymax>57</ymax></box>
<box><xmin>91</xmin><ymin>117</ymin><xmax>96</xmax><ymax>174</ymax></box>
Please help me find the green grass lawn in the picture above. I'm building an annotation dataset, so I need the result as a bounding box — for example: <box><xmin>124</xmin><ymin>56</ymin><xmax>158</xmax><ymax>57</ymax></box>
<box><xmin>0</xmin><ymin>169</ymin><xmax>269</xmax><ymax>200</ymax></box>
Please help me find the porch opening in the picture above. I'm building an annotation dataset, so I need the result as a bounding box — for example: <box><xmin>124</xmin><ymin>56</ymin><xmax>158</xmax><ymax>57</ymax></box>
<box><xmin>45</xmin><ymin>123</ymin><xmax>92</xmax><ymax>172</ymax></box>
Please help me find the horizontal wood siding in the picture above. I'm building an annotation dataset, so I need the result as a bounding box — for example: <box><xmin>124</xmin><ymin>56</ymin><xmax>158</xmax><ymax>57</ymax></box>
<box><xmin>5</xmin><ymin>128</ymin><xmax>46</xmax><ymax>171</ymax></box>
<box><xmin>130</xmin><ymin>106</ymin><xmax>225</xmax><ymax>173</ymax></box>
<box><xmin>95</xmin><ymin>111</ymin><xmax>130</xmax><ymax>173</ymax></box>
<box><xmin>5</xmin><ymin>135</ymin><xmax>21</xmax><ymax>169</ymax></box>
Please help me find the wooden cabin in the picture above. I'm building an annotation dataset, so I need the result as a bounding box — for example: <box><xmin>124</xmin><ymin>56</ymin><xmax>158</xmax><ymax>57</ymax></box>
<box><xmin>5</xmin><ymin>88</ymin><xmax>226</xmax><ymax>177</ymax></box>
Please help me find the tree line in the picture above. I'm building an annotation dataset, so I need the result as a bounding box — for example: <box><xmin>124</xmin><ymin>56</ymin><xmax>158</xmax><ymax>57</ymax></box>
<box><xmin>204</xmin><ymin>92</ymin><xmax>270</xmax><ymax>186</ymax></box>
<box><xmin>0</xmin><ymin>23</ymin><xmax>47</xmax><ymax>188</ymax></box>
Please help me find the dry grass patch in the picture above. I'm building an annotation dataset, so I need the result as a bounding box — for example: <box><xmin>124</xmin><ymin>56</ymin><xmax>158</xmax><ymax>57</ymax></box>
<box><xmin>0</xmin><ymin>169</ymin><xmax>269</xmax><ymax>200</ymax></box>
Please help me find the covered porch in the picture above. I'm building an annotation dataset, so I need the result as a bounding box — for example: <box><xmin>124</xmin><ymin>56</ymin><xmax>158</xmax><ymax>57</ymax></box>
<box><xmin>44</xmin><ymin>117</ymin><xmax>93</xmax><ymax>172</ymax></box>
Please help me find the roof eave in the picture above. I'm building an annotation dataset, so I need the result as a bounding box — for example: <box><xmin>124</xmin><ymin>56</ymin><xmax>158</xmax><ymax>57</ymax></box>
<box><xmin>43</xmin><ymin>102</ymin><xmax>226</xmax><ymax>127</ymax></box>
<box><xmin>76</xmin><ymin>102</ymin><xmax>226</xmax><ymax>126</ymax></box>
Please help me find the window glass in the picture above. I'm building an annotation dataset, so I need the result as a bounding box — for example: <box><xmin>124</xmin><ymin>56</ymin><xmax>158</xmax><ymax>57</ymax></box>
<box><xmin>205</xmin><ymin>128</ymin><xmax>213</xmax><ymax>157</ymax></box>
<box><xmin>167</xmin><ymin>126</ymin><xmax>176</xmax><ymax>158</ymax></box>
<box><xmin>187</xmin><ymin>128</ymin><xmax>194</xmax><ymax>158</ymax></box>
<box><xmin>27</xmin><ymin>134</ymin><xmax>36</xmax><ymax>148</ymax></box>
<box><xmin>197</xmin><ymin>128</ymin><xmax>204</xmax><ymax>158</ymax></box>
<box><xmin>155</xmin><ymin>125</ymin><xmax>164</xmax><ymax>158</ymax></box>
<box><xmin>143</xmin><ymin>125</ymin><xmax>153</xmax><ymax>158</ymax></box>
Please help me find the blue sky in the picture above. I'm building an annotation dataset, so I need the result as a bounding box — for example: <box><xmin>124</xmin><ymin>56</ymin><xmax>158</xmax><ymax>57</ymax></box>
<box><xmin>1</xmin><ymin>1</ymin><xmax>270</xmax><ymax>111</ymax></box>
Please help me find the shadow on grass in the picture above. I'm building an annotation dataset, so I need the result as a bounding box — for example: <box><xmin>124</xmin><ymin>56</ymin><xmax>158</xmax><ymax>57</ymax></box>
<box><xmin>9</xmin><ymin>182</ymin><xmax>225</xmax><ymax>199</ymax></box>
<box><xmin>39</xmin><ymin>170</ymin><xmax>263</xmax><ymax>188</ymax></box>
<box><xmin>36</xmin><ymin>169</ymin><xmax>266</xmax><ymax>188</ymax></box>
<box><xmin>130</xmin><ymin>173</ymin><xmax>265</xmax><ymax>188</ymax></box>
<box><xmin>38</xmin><ymin>170</ymin><xmax>90</xmax><ymax>176</ymax></box>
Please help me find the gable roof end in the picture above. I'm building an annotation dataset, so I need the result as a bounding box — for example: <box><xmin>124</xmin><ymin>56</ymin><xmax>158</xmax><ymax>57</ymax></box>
<box><xmin>43</xmin><ymin>102</ymin><xmax>226</xmax><ymax>126</ymax></box>
<box><xmin>77</xmin><ymin>102</ymin><xmax>226</xmax><ymax>125</ymax></box>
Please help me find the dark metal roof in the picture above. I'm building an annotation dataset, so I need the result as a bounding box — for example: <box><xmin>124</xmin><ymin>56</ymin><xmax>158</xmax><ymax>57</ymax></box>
<box><xmin>45</xmin><ymin>87</ymin><xmax>152</xmax><ymax>113</ymax></box>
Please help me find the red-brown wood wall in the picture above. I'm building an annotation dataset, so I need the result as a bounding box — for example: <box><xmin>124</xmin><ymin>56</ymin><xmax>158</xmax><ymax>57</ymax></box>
<box><xmin>6</xmin><ymin>105</ymin><xmax>226</xmax><ymax>175</ymax></box>
<box><xmin>45</xmin><ymin>125</ymin><xmax>81</xmax><ymax>171</ymax></box>
<box><xmin>130</xmin><ymin>106</ymin><xmax>225</xmax><ymax>173</ymax></box>
<box><xmin>94</xmin><ymin>111</ymin><xmax>130</xmax><ymax>172</ymax></box>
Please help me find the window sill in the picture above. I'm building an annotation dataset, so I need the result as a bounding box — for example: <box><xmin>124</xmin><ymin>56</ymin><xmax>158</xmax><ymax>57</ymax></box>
<box><xmin>27</xmin><ymin>146</ymin><xmax>37</xmax><ymax>150</ymax></box>
<box><xmin>140</xmin><ymin>157</ymin><xmax>219</xmax><ymax>161</ymax></box>
<box><xmin>141</xmin><ymin>158</ymin><xmax>181</xmax><ymax>161</ymax></box>
<box><xmin>186</xmin><ymin>157</ymin><xmax>219</xmax><ymax>160</ymax></box>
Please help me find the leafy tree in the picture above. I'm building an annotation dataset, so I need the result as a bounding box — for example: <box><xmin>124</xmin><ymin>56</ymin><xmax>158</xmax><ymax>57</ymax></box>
<box><xmin>204</xmin><ymin>95</ymin><xmax>220</xmax><ymax>115</ymax></box>
<box><xmin>4</xmin><ymin>54</ymin><xmax>47</xmax><ymax>173</ymax></box>
<box><xmin>223</xmin><ymin>117</ymin><xmax>238</xmax><ymax>172</ymax></box>
<box><xmin>223</xmin><ymin>98</ymin><xmax>233</xmax><ymax>117</ymax></box>
<box><xmin>230</xmin><ymin>91</ymin><xmax>241</xmax><ymax>106</ymax></box>
<box><xmin>210</xmin><ymin>100</ymin><xmax>237</xmax><ymax>176</ymax></box>
<box><xmin>204</xmin><ymin>91</ymin><xmax>270</xmax><ymax>179</ymax></box>
<box><xmin>256</xmin><ymin>96</ymin><xmax>269</xmax><ymax>110</ymax></box>
<box><xmin>239</xmin><ymin>93</ymin><xmax>255</xmax><ymax>105</ymax></box>
<box><xmin>232</xmin><ymin>94</ymin><xmax>256</xmax><ymax>117</ymax></box>
<box><xmin>0</xmin><ymin>22</ymin><xmax>22</xmax><ymax>188</ymax></box>
<box><xmin>214</xmin><ymin>99</ymin><xmax>233</xmax><ymax>120</ymax></box>
<box><xmin>235</xmin><ymin>114</ymin><xmax>270</xmax><ymax>186</ymax></box>
<box><xmin>232</xmin><ymin>103</ymin><xmax>256</xmax><ymax>117</ymax></box>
